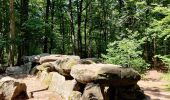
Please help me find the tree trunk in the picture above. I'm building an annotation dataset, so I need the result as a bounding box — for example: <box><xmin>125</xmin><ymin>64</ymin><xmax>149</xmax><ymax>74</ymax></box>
<box><xmin>69</xmin><ymin>0</ymin><xmax>76</xmax><ymax>55</ymax></box>
<box><xmin>0</xmin><ymin>7</ymin><xmax>3</xmax><ymax>64</ymax></box>
<box><xmin>62</xmin><ymin>14</ymin><xmax>65</xmax><ymax>54</ymax></box>
<box><xmin>17</xmin><ymin>0</ymin><xmax>29</xmax><ymax>65</ymax></box>
<box><xmin>43</xmin><ymin>0</ymin><xmax>51</xmax><ymax>53</ymax></box>
<box><xmin>153</xmin><ymin>37</ymin><xmax>157</xmax><ymax>68</ymax></box>
<box><xmin>88</xmin><ymin>1</ymin><xmax>92</xmax><ymax>57</ymax></box>
<box><xmin>49</xmin><ymin>0</ymin><xmax>55</xmax><ymax>54</ymax></box>
<box><xmin>77</xmin><ymin>0</ymin><xmax>83</xmax><ymax>57</ymax></box>
<box><xmin>84</xmin><ymin>7</ymin><xmax>88</xmax><ymax>58</ymax></box>
<box><xmin>9</xmin><ymin>0</ymin><xmax>15</xmax><ymax>66</ymax></box>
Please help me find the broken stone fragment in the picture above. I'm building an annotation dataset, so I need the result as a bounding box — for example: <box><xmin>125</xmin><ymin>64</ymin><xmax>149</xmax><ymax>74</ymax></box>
<box><xmin>0</xmin><ymin>77</ymin><xmax>28</xmax><ymax>100</ymax></box>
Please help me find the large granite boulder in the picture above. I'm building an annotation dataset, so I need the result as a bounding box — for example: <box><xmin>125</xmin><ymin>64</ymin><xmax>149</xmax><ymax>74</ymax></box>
<box><xmin>21</xmin><ymin>62</ymin><xmax>32</xmax><ymax>74</ymax></box>
<box><xmin>82</xmin><ymin>83</ymin><xmax>104</xmax><ymax>100</ymax></box>
<box><xmin>104</xmin><ymin>85</ymin><xmax>147</xmax><ymax>100</ymax></box>
<box><xmin>79</xmin><ymin>59</ymin><xmax>96</xmax><ymax>64</ymax></box>
<box><xmin>39</xmin><ymin>54</ymin><xmax>62</xmax><ymax>64</ymax></box>
<box><xmin>6</xmin><ymin>62</ymin><xmax>32</xmax><ymax>75</ymax></box>
<box><xmin>51</xmin><ymin>55</ymin><xmax>80</xmax><ymax>76</ymax></box>
<box><xmin>6</xmin><ymin>66</ymin><xmax>23</xmax><ymax>75</ymax></box>
<box><xmin>70</xmin><ymin>64</ymin><xmax>141</xmax><ymax>86</ymax></box>
<box><xmin>68</xmin><ymin>91</ymin><xmax>82</xmax><ymax>100</ymax></box>
<box><xmin>36</xmin><ymin>71</ymin><xmax>49</xmax><ymax>84</ymax></box>
<box><xmin>22</xmin><ymin>53</ymin><xmax>49</xmax><ymax>63</ymax></box>
<box><xmin>48</xmin><ymin>72</ymin><xmax>80</xmax><ymax>100</ymax></box>
<box><xmin>0</xmin><ymin>77</ymin><xmax>28</xmax><ymax>100</ymax></box>
<box><xmin>36</xmin><ymin>62</ymin><xmax>55</xmax><ymax>72</ymax></box>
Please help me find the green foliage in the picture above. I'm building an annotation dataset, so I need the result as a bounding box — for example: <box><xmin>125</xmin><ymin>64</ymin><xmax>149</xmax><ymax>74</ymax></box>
<box><xmin>156</xmin><ymin>55</ymin><xmax>170</xmax><ymax>70</ymax></box>
<box><xmin>102</xmin><ymin>38</ymin><xmax>149</xmax><ymax>73</ymax></box>
<box><xmin>1</xmin><ymin>0</ymin><xmax>170</xmax><ymax>68</ymax></box>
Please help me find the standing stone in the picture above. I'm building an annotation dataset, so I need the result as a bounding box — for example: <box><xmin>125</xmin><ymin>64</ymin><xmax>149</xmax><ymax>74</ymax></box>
<box><xmin>82</xmin><ymin>83</ymin><xmax>104</xmax><ymax>100</ymax></box>
<box><xmin>48</xmin><ymin>72</ymin><xmax>80</xmax><ymax>100</ymax></box>
<box><xmin>22</xmin><ymin>62</ymin><xmax>32</xmax><ymax>74</ymax></box>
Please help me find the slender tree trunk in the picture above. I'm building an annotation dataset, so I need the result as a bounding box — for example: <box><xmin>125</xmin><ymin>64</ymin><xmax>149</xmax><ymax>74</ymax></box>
<box><xmin>49</xmin><ymin>0</ymin><xmax>55</xmax><ymax>54</ymax></box>
<box><xmin>44</xmin><ymin>0</ymin><xmax>50</xmax><ymax>53</ymax></box>
<box><xmin>0</xmin><ymin>2</ymin><xmax>3</xmax><ymax>64</ymax></box>
<box><xmin>77</xmin><ymin>0</ymin><xmax>83</xmax><ymax>57</ymax></box>
<box><xmin>9</xmin><ymin>0</ymin><xmax>15</xmax><ymax>66</ymax></box>
<box><xmin>69</xmin><ymin>0</ymin><xmax>76</xmax><ymax>55</ymax></box>
<box><xmin>153</xmin><ymin>37</ymin><xmax>157</xmax><ymax>68</ymax></box>
<box><xmin>0</xmin><ymin>7</ymin><xmax>3</xmax><ymax>64</ymax></box>
<box><xmin>84</xmin><ymin>7</ymin><xmax>88</xmax><ymax>58</ymax></box>
<box><xmin>62</xmin><ymin>14</ymin><xmax>65</xmax><ymax>54</ymax></box>
<box><xmin>88</xmin><ymin>1</ymin><xmax>92</xmax><ymax>57</ymax></box>
<box><xmin>17</xmin><ymin>0</ymin><xmax>29</xmax><ymax>65</ymax></box>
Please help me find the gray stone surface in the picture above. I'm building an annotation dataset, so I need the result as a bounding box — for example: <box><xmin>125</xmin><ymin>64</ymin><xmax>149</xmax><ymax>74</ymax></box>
<box><xmin>69</xmin><ymin>91</ymin><xmax>82</xmax><ymax>100</ymax></box>
<box><xmin>82</xmin><ymin>83</ymin><xmax>104</xmax><ymax>100</ymax></box>
<box><xmin>48</xmin><ymin>72</ymin><xmax>79</xmax><ymax>100</ymax></box>
<box><xmin>71</xmin><ymin>64</ymin><xmax>141</xmax><ymax>86</ymax></box>
<box><xmin>0</xmin><ymin>77</ymin><xmax>28</xmax><ymax>100</ymax></box>
<box><xmin>6</xmin><ymin>62</ymin><xmax>32</xmax><ymax>75</ymax></box>
<box><xmin>51</xmin><ymin>55</ymin><xmax>80</xmax><ymax>76</ymax></box>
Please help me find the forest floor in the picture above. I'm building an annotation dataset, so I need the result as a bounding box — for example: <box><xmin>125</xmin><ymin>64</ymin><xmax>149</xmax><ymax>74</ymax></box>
<box><xmin>1</xmin><ymin>70</ymin><xmax>170</xmax><ymax>100</ymax></box>
<box><xmin>138</xmin><ymin>70</ymin><xmax>170</xmax><ymax>100</ymax></box>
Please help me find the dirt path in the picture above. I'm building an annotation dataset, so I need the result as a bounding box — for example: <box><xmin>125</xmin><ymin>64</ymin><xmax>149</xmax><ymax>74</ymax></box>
<box><xmin>138</xmin><ymin>70</ymin><xmax>170</xmax><ymax>100</ymax></box>
<box><xmin>19</xmin><ymin>76</ymin><xmax>63</xmax><ymax>100</ymax></box>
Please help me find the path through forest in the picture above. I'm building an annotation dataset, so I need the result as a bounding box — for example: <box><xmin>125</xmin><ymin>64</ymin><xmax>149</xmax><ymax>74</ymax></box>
<box><xmin>138</xmin><ymin>70</ymin><xmax>170</xmax><ymax>100</ymax></box>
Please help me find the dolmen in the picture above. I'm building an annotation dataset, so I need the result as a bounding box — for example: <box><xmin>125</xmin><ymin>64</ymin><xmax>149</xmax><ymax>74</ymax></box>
<box><xmin>5</xmin><ymin>54</ymin><xmax>147</xmax><ymax>100</ymax></box>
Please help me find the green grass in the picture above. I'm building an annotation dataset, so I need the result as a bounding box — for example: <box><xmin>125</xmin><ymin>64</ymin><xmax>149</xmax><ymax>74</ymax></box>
<box><xmin>160</xmin><ymin>72</ymin><xmax>170</xmax><ymax>81</ymax></box>
<box><xmin>141</xmin><ymin>74</ymin><xmax>148</xmax><ymax>80</ymax></box>
<box><xmin>160</xmin><ymin>72</ymin><xmax>170</xmax><ymax>91</ymax></box>
<box><xmin>165</xmin><ymin>84</ymin><xmax>170</xmax><ymax>91</ymax></box>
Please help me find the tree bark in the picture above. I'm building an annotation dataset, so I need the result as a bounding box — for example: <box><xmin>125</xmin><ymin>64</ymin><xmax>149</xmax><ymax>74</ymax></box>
<box><xmin>43</xmin><ymin>0</ymin><xmax>51</xmax><ymax>53</ymax></box>
<box><xmin>77</xmin><ymin>0</ymin><xmax>83</xmax><ymax>57</ymax></box>
<box><xmin>0</xmin><ymin>5</ymin><xmax>3</xmax><ymax>64</ymax></box>
<box><xmin>17</xmin><ymin>0</ymin><xmax>29</xmax><ymax>65</ymax></box>
<box><xmin>69</xmin><ymin>0</ymin><xmax>76</xmax><ymax>55</ymax></box>
<box><xmin>9</xmin><ymin>0</ymin><xmax>15</xmax><ymax>66</ymax></box>
<box><xmin>84</xmin><ymin>6</ymin><xmax>88</xmax><ymax>58</ymax></box>
<box><xmin>49</xmin><ymin>0</ymin><xmax>55</xmax><ymax>54</ymax></box>
<box><xmin>88</xmin><ymin>1</ymin><xmax>92</xmax><ymax>57</ymax></box>
<box><xmin>62</xmin><ymin>14</ymin><xmax>65</xmax><ymax>54</ymax></box>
